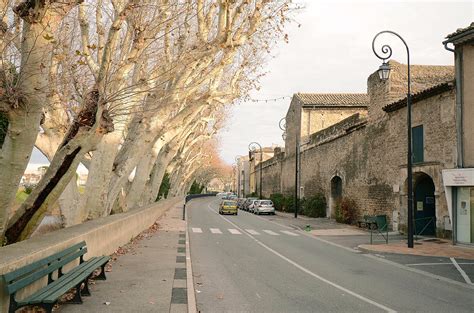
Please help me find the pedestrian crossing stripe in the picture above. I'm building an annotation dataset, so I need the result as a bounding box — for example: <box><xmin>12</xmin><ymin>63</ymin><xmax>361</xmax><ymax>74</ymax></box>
<box><xmin>262</xmin><ymin>230</ymin><xmax>279</xmax><ymax>235</ymax></box>
<box><xmin>190</xmin><ymin>228</ymin><xmax>299</xmax><ymax>237</ymax></box>
<box><xmin>281</xmin><ymin>230</ymin><xmax>299</xmax><ymax>236</ymax></box>
<box><xmin>246</xmin><ymin>229</ymin><xmax>260</xmax><ymax>235</ymax></box>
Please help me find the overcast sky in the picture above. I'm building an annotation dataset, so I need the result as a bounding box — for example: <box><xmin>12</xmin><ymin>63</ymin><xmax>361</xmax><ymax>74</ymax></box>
<box><xmin>30</xmin><ymin>0</ymin><xmax>473</xmax><ymax>168</ymax></box>
<box><xmin>217</xmin><ymin>0</ymin><xmax>473</xmax><ymax>164</ymax></box>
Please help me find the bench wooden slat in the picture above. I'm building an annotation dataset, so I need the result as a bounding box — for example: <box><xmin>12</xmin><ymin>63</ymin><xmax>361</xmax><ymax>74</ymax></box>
<box><xmin>24</xmin><ymin>256</ymin><xmax>110</xmax><ymax>305</ymax></box>
<box><xmin>3</xmin><ymin>241</ymin><xmax>86</xmax><ymax>283</ymax></box>
<box><xmin>19</xmin><ymin>261</ymin><xmax>93</xmax><ymax>305</ymax></box>
<box><xmin>7</xmin><ymin>248</ymin><xmax>87</xmax><ymax>294</ymax></box>
<box><xmin>42</xmin><ymin>257</ymin><xmax>109</xmax><ymax>304</ymax></box>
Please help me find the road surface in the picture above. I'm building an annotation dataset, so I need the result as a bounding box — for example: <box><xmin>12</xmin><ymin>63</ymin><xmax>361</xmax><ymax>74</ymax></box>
<box><xmin>187</xmin><ymin>197</ymin><xmax>474</xmax><ymax>313</ymax></box>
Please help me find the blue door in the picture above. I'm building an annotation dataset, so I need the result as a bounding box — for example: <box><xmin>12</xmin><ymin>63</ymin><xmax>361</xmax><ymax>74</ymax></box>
<box><xmin>414</xmin><ymin>175</ymin><xmax>436</xmax><ymax>236</ymax></box>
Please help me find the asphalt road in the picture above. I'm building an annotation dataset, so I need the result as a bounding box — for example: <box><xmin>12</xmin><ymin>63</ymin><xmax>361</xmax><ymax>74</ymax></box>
<box><xmin>187</xmin><ymin>197</ymin><xmax>474</xmax><ymax>313</ymax></box>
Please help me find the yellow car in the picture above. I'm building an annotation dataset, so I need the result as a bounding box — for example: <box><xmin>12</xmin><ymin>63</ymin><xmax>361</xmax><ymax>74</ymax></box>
<box><xmin>219</xmin><ymin>200</ymin><xmax>238</xmax><ymax>215</ymax></box>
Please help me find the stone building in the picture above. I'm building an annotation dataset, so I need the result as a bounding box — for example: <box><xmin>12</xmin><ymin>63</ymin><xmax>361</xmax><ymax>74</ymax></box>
<box><xmin>235</xmin><ymin>155</ymin><xmax>250</xmax><ymax>197</ymax></box>
<box><xmin>250</xmin><ymin>146</ymin><xmax>278</xmax><ymax>196</ymax></box>
<box><xmin>257</xmin><ymin>25</ymin><xmax>474</xmax><ymax>242</ymax></box>
<box><xmin>441</xmin><ymin>23</ymin><xmax>474</xmax><ymax>245</ymax></box>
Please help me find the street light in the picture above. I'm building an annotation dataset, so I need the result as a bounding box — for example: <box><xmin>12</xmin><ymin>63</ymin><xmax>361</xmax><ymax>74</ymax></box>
<box><xmin>372</xmin><ymin>30</ymin><xmax>414</xmax><ymax>248</ymax></box>
<box><xmin>235</xmin><ymin>156</ymin><xmax>241</xmax><ymax>197</ymax></box>
<box><xmin>248</xmin><ymin>142</ymin><xmax>263</xmax><ymax>199</ymax></box>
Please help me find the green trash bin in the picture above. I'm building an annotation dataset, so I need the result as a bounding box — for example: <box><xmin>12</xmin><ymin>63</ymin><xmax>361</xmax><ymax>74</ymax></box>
<box><xmin>375</xmin><ymin>215</ymin><xmax>387</xmax><ymax>231</ymax></box>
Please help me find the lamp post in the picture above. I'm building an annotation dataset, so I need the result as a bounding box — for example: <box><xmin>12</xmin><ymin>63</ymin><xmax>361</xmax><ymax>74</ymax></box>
<box><xmin>372</xmin><ymin>30</ymin><xmax>414</xmax><ymax>248</ymax></box>
<box><xmin>231</xmin><ymin>163</ymin><xmax>237</xmax><ymax>194</ymax></box>
<box><xmin>235</xmin><ymin>156</ymin><xmax>241</xmax><ymax>197</ymax></box>
<box><xmin>248</xmin><ymin>142</ymin><xmax>263</xmax><ymax>199</ymax></box>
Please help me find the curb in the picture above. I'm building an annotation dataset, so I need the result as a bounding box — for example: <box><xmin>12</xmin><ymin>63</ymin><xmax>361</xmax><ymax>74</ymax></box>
<box><xmin>185</xmin><ymin>212</ymin><xmax>197</xmax><ymax>313</ymax></box>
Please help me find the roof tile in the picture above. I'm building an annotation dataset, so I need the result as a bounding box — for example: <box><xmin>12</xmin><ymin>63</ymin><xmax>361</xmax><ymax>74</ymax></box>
<box><xmin>294</xmin><ymin>93</ymin><xmax>368</xmax><ymax>106</ymax></box>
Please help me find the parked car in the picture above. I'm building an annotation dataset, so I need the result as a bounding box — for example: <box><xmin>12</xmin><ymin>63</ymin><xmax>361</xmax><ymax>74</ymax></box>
<box><xmin>243</xmin><ymin>198</ymin><xmax>258</xmax><ymax>211</ymax></box>
<box><xmin>219</xmin><ymin>200</ymin><xmax>238</xmax><ymax>215</ymax></box>
<box><xmin>237</xmin><ymin>198</ymin><xmax>247</xmax><ymax>210</ymax></box>
<box><xmin>247</xmin><ymin>199</ymin><xmax>259</xmax><ymax>213</ymax></box>
<box><xmin>253</xmin><ymin>200</ymin><xmax>275</xmax><ymax>215</ymax></box>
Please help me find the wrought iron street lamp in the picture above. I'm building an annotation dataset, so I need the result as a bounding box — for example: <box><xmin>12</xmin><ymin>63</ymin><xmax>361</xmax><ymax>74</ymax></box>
<box><xmin>280</xmin><ymin>116</ymin><xmax>299</xmax><ymax>218</ymax></box>
<box><xmin>235</xmin><ymin>156</ymin><xmax>241</xmax><ymax>197</ymax></box>
<box><xmin>372</xmin><ymin>30</ymin><xmax>414</xmax><ymax>248</ymax></box>
<box><xmin>248</xmin><ymin>142</ymin><xmax>263</xmax><ymax>199</ymax></box>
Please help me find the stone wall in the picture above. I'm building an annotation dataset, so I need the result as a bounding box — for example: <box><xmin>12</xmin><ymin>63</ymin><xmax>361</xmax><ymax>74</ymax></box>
<box><xmin>462</xmin><ymin>44</ymin><xmax>474</xmax><ymax>167</ymax></box>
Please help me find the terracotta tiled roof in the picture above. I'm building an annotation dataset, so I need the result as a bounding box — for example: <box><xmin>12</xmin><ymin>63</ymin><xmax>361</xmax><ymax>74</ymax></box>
<box><xmin>383</xmin><ymin>80</ymin><xmax>455</xmax><ymax>113</ymax></box>
<box><xmin>444</xmin><ymin>22</ymin><xmax>474</xmax><ymax>44</ymax></box>
<box><xmin>294</xmin><ymin>93</ymin><xmax>368</xmax><ymax>107</ymax></box>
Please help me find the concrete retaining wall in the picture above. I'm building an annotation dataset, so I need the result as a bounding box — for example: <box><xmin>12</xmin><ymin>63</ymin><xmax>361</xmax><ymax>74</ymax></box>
<box><xmin>0</xmin><ymin>197</ymin><xmax>182</xmax><ymax>312</ymax></box>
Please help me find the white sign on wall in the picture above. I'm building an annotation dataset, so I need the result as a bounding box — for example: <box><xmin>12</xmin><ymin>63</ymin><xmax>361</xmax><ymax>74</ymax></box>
<box><xmin>442</xmin><ymin>169</ymin><xmax>474</xmax><ymax>186</ymax></box>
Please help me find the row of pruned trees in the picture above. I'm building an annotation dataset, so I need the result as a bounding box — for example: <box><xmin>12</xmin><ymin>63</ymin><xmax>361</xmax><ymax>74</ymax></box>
<box><xmin>0</xmin><ymin>0</ymin><xmax>293</xmax><ymax>244</ymax></box>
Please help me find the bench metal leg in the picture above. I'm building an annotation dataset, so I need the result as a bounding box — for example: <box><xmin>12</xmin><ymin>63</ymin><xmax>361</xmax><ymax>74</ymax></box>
<box><xmin>66</xmin><ymin>282</ymin><xmax>83</xmax><ymax>304</ymax></box>
<box><xmin>40</xmin><ymin>303</ymin><xmax>55</xmax><ymax>313</ymax></box>
<box><xmin>8</xmin><ymin>295</ymin><xmax>18</xmax><ymax>313</ymax></box>
<box><xmin>96</xmin><ymin>263</ymin><xmax>108</xmax><ymax>280</ymax></box>
<box><xmin>81</xmin><ymin>278</ymin><xmax>91</xmax><ymax>297</ymax></box>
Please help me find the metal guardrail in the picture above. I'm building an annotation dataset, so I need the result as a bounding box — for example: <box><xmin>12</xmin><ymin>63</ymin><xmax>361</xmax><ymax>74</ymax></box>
<box><xmin>182</xmin><ymin>193</ymin><xmax>217</xmax><ymax>220</ymax></box>
<box><xmin>369</xmin><ymin>223</ymin><xmax>389</xmax><ymax>244</ymax></box>
<box><xmin>414</xmin><ymin>216</ymin><xmax>436</xmax><ymax>240</ymax></box>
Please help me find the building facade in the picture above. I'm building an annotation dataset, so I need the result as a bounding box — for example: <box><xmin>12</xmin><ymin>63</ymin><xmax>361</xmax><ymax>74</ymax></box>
<box><xmin>256</xmin><ymin>25</ymin><xmax>474</xmax><ymax>241</ymax></box>
<box><xmin>442</xmin><ymin>23</ymin><xmax>474</xmax><ymax>244</ymax></box>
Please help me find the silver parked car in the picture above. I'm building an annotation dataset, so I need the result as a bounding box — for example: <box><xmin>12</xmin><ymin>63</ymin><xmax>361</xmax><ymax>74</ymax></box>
<box><xmin>247</xmin><ymin>199</ymin><xmax>259</xmax><ymax>213</ymax></box>
<box><xmin>253</xmin><ymin>200</ymin><xmax>276</xmax><ymax>215</ymax></box>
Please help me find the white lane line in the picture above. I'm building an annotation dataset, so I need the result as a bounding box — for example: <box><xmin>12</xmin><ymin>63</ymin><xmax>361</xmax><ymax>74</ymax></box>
<box><xmin>407</xmin><ymin>262</ymin><xmax>474</xmax><ymax>266</ymax></box>
<box><xmin>192</xmin><ymin>227</ymin><xmax>203</xmax><ymax>233</ymax></box>
<box><xmin>228</xmin><ymin>228</ymin><xmax>242</xmax><ymax>235</ymax></box>
<box><xmin>263</xmin><ymin>230</ymin><xmax>279</xmax><ymax>236</ymax></box>
<box><xmin>185</xmin><ymin>209</ymin><xmax>197</xmax><ymax>313</ymax></box>
<box><xmin>246</xmin><ymin>229</ymin><xmax>260</xmax><ymax>235</ymax></box>
<box><xmin>210</xmin><ymin>228</ymin><xmax>222</xmax><ymax>234</ymax></box>
<box><xmin>281</xmin><ymin>230</ymin><xmax>299</xmax><ymax>236</ymax></box>
<box><xmin>213</xmin><ymin>210</ymin><xmax>397</xmax><ymax>313</ymax></box>
<box><xmin>450</xmin><ymin>257</ymin><xmax>474</xmax><ymax>285</ymax></box>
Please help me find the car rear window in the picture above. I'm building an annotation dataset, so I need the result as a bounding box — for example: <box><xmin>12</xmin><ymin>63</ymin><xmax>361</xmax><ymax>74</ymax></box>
<box><xmin>224</xmin><ymin>201</ymin><xmax>236</xmax><ymax>206</ymax></box>
<box><xmin>260</xmin><ymin>200</ymin><xmax>273</xmax><ymax>205</ymax></box>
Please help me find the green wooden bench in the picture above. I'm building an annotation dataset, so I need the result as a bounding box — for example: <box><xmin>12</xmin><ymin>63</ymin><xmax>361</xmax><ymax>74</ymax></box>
<box><xmin>1</xmin><ymin>241</ymin><xmax>110</xmax><ymax>313</ymax></box>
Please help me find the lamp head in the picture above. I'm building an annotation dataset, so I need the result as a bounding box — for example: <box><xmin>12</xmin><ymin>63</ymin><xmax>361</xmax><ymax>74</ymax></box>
<box><xmin>378</xmin><ymin>61</ymin><xmax>391</xmax><ymax>81</ymax></box>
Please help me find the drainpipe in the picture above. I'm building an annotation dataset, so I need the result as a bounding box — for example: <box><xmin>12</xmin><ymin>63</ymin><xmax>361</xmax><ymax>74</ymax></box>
<box><xmin>444</xmin><ymin>42</ymin><xmax>463</xmax><ymax>168</ymax></box>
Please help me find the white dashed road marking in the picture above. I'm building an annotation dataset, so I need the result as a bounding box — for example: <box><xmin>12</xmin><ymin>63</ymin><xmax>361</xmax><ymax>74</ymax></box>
<box><xmin>210</xmin><ymin>228</ymin><xmax>222</xmax><ymax>234</ymax></box>
<box><xmin>246</xmin><ymin>229</ymin><xmax>260</xmax><ymax>235</ymax></box>
<box><xmin>263</xmin><ymin>230</ymin><xmax>279</xmax><ymax>236</ymax></box>
<box><xmin>192</xmin><ymin>227</ymin><xmax>202</xmax><ymax>233</ymax></box>
<box><xmin>450</xmin><ymin>257</ymin><xmax>474</xmax><ymax>285</ymax></box>
<box><xmin>228</xmin><ymin>229</ymin><xmax>242</xmax><ymax>235</ymax></box>
<box><xmin>281</xmin><ymin>230</ymin><xmax>299</xmax><ymax>236</ymax></box>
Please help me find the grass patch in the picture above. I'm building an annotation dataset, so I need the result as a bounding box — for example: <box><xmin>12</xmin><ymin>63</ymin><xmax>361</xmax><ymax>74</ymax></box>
<box><xmin>16</xmin><ymin>190</ymin><xmax>28</xmax><ymax>204</ymax></box>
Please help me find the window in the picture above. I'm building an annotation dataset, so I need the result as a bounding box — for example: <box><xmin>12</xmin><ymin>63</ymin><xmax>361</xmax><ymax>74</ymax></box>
<box><xmin>412</xmin><ymin>125</ymin><xmax>424</xmax><ymax>163</ymax></box>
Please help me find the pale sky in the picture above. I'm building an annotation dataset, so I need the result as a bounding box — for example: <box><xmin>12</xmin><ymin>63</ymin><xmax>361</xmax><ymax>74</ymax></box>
<box><xmin>30</xmin><ymin>0</ymin><xmax>473</xmax><ymax>168</ymax></box>
<box><xmin>218</xmin><ymin>0</ymin><xmax>474</xmax><ymax>164</ymax></box>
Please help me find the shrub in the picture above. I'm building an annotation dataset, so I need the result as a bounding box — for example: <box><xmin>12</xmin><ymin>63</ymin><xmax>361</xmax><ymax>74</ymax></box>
<box><xmin>301</xmin><ymin>194</ymin><xmax>326</xmax><ymax>218</ymax></box>
<box><xmin>334</xmin><ymin>197</ymin><xmax>357</xmax><ymax>224</ymax></box>
<box><xmin>270</xmin><ymin>193</ymin><xmax>285</xmax><ymax>211</ymax></box>
<box><xmin>283</xmin><ymin>195</ymin><xmax>295</xmax><ymax>213</ymax></box>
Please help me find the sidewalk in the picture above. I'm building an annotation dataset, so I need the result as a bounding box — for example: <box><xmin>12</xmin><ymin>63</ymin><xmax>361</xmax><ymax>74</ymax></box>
<box><xmin>359</xmin><ymin>238</ymin><xmax>474</xmax><ymax>260</ymax></box>
<box><xmin>272</xmin><ymin>211</ymin><xmax>474</xmax><ymax>259</ymax></box>
<box><xmin>62</xmin><ymin>203</ymin><xmax>189</xmax><ymax>313</ymax></box>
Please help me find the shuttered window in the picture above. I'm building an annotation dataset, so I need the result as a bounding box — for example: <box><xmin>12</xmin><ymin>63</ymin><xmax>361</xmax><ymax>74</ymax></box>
<box><xmin>412</xmin><ymin>125</ymin><xmax>424</xmax><ymax>163</ymax></box>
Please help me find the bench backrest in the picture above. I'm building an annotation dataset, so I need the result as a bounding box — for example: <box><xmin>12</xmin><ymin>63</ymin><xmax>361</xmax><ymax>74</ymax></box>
<box><xmin>1</xmin><ymin>241</ymin><xmax>87</xmax><ymax>295</ymax></box>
